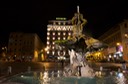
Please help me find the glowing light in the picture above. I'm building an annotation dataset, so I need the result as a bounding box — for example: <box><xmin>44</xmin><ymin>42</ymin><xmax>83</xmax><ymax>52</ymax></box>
<box><xmin>58</xmin><ymin>32</ymin><xmax>60</xmax><ymax>35</ymax></box>
<box><xmin>53</xmin><ymin>37</ymin><xmax>55</xmax><ymax>40</ymax></box>
<box><xmin>34</xmin><ymin>51</ymin><xmax>38</xmax><ymax>61</ymax></box>
<box><xmin>68</xmin><ymin>33</ymin><xmax>71</xmax><ymax>35</ymax></box>
<box><xmin>47</xmin><ymin>51</ymin><xmax>49</xmax><ymax>54</ymax></box>
<box><xmin>53</xmin><ymin>32</ymin><xmax>55</xmax><ymax>35</ymax></box>
<box><xmin>47</xmin><ymin>28</ymin><xmax>50</xmax><ymax>31</ymax></box>
<box><xmin>47</xmin><ymin>37</ymin><xmax>50</xmax><ymax>40</ymax></box>
<box><xmin>116</xmin><ymin>42</ymin><xmax>120</xmax><ymax>46</ymax></box>
<box><xmin>63</xmin><ymin>37</ymin><xmax>66</xmax><ymax>40</ymax></box>
<box><xmin>118</xmin><ymin>72</ymin><xmax>123</xmax><ymax>78</ymax></box>
<box><xmin>52</xmin><ymin>51</ymin><xmax>55</xmax><ymax>55</ymax></box>
<box><xmin>124</xmin><ymin>34</ymin><xmax>128</xmax><ymax>38</ymax></box>
<box><xmin>109</xmin><ymin>55</ymin><xmax>112</xmax><ymax>58</ymax></box>
<box><xmin>52</xmin><ymin>46</ymin><xmax>55</xmax><ymax>49</ymax></box>
<box><xmin>114</xmin><ymin>54</ymin><xmax>116</xmax><ymax>57</ymax></box>
<box><xmin>56</xmin><ymin>17</ymin><xmax>67</xmax><ymax>20</ymax></box>
<box><xmin>63</xmin><ymin>32</ymin><xmax>66</xmax><ymax>35</ymax></box>
<box><xmin>41</xmin><ymin>54</ymin><xmax>45</xmax><ymax>61</ymax></box>
<box><xmin>47</xmin><ymin>41</ymin><xmax>49</xmax><ymax>45</ymax></box>
<box><xmin>58</xmin><ymin>37</ymin><xmax>60</xmax><ymax>40</ymax></box>
<box><xmin>47</xmin><ymin>32</ymin><xmax>50</xmax><ymax>35</ymax></box>
<box><xmin>45</xmin><ymin>46</ymin><xmax>50</xmax><ymax>51</ymax></box>
<box><xmin>21</xmin><ymin>75</ymin><xmax>24</xmax><ymax>77</ymax></box>
<box><xmin>52</xmin><ymin>42</ymin><xmax>55</xmax><ymax>45</ymax></box>
<box><xmin>119</xmin><ymin>53</ymin><xmax>123</xmax><ymax>57</ymax></box>
<box><xmin>47</xmin><ymin>25</ymin><xmax>73</xmax><ymax>31</ymax></box>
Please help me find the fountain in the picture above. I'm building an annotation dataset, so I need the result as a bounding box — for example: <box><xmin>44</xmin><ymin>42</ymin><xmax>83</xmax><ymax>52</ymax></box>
<box><xmin>55</xmin><ymin>6</ymin><xmax>106</xmax><ymax>78</ymax></box>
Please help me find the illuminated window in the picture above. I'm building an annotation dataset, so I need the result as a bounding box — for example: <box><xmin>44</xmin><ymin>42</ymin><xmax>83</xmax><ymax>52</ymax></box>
<box><xmin>52</xmin><ymin>42</ymin><xmax>55</xmax><ymax>45</ymax></box>
<box><xmin>63</xmin><ymin>37</ymin><xmax>66</xmax><ymax>40</ymax></box>
<box><xmin>63</xmin><ymin>32</ymin><xmax>66</xmax><ymax>35</ymax></box>
<box><xmin>58</xmin><ymin>37</ymin><xmax>60</xmax><ymax>40</ymax></box>
<box><xmin>47</xmin><ymin>32</ymin><xmax>50</xmax><ymax>35</ymax></box>
<box><xmin>47</xmin><ymin>41</ymin><xmax>50</xmax><ymax>45</ymax></box>
<box><xmin>47</xmin><ymin>37</ymin><xmax>50</xmax><ymax>40</ymax></box>
<box><xmin>58</xmin><ymin>32</ymin><xmax>60</xmax><ymax>35</ymax></box>
<box><xmin>53</xmin><ymin>37</ymin><xmax>55</xmax><ymax>40</ymax></box>
<box><xmin>47</xmin><ymin>28</ymin><xmax>50</xmax><ymax>31</ymax></box>
<box><xmin>52</xmin><ymin>46</ymin><xmax>55</xmax><ymax>49</ymax></box>
<box><xmin>47</xmin><ymin>51</ymin><xmax>49</xmax><ymax>54</ymax></box>
<box><xmin>68</xmin><ymin>33</ymin><xmax>71</xmax><ymax>35</ymax></box>
<box><xmin>53</xmin><ymin>32</ymin><xmax>55</xmax><ymax>35</ymax></box>
<box><xmin>52</xmin><ymin>51</ymin><xmax>55</xmax><ymax>55</ymax></box>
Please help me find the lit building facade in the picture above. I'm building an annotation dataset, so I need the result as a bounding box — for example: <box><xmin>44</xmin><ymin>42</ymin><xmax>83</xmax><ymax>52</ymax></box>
<box><xmin>46</xmin><ymin>18</ymin><xmax>73</xmax><ymax>60</ymax></box>
<box><xmin>98</xmin><ymin>19</ymin><xmax>128</xmax><ymax>61</ymax></box>
<box><xmin>8</xmin><ymin>32</ymin><xmax>45</xmax><ymax>61</ymax></box>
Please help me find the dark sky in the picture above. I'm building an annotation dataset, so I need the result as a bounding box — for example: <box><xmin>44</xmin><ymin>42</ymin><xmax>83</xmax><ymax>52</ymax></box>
<box><xmin>0</xmin><ymin>0</ymin><xmax>128</xmax><ymax>46</ymax></box>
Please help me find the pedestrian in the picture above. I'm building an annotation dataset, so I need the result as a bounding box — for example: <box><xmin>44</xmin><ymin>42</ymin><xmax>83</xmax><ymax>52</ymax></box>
<box><xmin>8</xmin><ymin>66</ymin><xmax>12</xmax><ymax>75</ymax></box>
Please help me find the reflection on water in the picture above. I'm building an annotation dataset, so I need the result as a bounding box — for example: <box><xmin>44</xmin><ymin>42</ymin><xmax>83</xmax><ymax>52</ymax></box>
<box><xmin>4</xmin><ymin>70</ymin><xmax>128</xmax><ymax>84</ymax></box>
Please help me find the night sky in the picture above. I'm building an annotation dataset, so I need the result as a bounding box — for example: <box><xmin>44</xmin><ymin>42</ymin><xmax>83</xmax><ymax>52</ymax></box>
<box><xmin>0</xmin><ymin>0</ymin><xmax>128</xmax><ymax>46</ymax></box>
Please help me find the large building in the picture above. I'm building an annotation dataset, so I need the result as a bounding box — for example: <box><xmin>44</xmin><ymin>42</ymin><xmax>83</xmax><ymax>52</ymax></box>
<box><xmin>98</xmin><ymin>19</ymin><xmax>128</xmax><ymax>61</ymax></box>
<box><xmin>7</xmin><ymin>32</ymin><xmax>45</xmax><ymax>61</ymax></box>
<box><xmin>46</xmin><ymin>17</ymin><xmax>73</xmax><ymax>60</ymax></box>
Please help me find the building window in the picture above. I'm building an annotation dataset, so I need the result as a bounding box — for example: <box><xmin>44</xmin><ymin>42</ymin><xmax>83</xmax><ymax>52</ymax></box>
<box><xmin>63</xmin><ymin>37</ymin><xmax>66</xmax><ymax>40</ymax></box>
<box><xmin>63</xmin><ymin>32</ymin><xmax>66</xmax><ymax>35</ymax></box>
<box><xmin>52</xmin><ymin>51</ymin><xmax>55</xmax><ymax>55</ymax></box>
<box><xmin>68</xmin><ymin>32</ymin><xmax>71</xmax><ymax>35</ymax></box>
<box><xmin>53</xmin><ymin>32</ymin><xmax>55</xmax><ymax>35</ymax></box>
<box><xmin>47</xmin><ymin>28</ymin><xmax>50</xmax><ymax>31</ymax></box>
<box><xmin>47</xmin><ymin>41</ymin><xmax>50</xmax><ymax>45</ymax></box>
<box><xmin>58</xmin><ymin>37</ymin><xmax>60</xmax><ymax>40</ymax></box>
<box><xmin>47</xmin><ymin>32</ymin><xmax>50</xmax><ymax>35</ymax></box>
<box><xmin>58</xmin><ymin>32</ymin><xmax>60</xmax><ymax>35</ymax></box>
<box><xmin>52</xmin><ymin>42</ymin><xmax>55</xmax><ymax>45</ymax></box>
<box><xmin>47</xmin><ymin>37</ymin><xmax>50</xmax><ymax>40</ymax></box>
<box><xmin>53</xmin><ymin>37</ymin><xmax>55</xmax><ymax>40</ymax></box>
<box><xmin>52</xmin><ymin>46</ymin><xmax>55</xmax><ymax>49</ymax></box>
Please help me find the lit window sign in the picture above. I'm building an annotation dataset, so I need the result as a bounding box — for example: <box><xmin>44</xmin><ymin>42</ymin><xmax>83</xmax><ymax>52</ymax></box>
<box><xmin>56</xmin><ymin>17</ymin><xmax>67</xmax><ymax>20</ymax></box>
